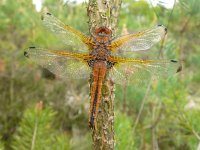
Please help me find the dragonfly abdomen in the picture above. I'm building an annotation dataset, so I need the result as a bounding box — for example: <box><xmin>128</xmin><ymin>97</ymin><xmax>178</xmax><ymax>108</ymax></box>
<box><xmin>89</xmin><ymin>61</ymin><xmax>107</xmax><ymax>129</ymax></box>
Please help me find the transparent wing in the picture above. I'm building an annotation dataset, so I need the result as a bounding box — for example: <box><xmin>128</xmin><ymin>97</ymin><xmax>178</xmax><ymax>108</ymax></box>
<box><xmin>41</xmin><ymin>12</ymin><xmax>94</xmax><ymax>52</ymax></box>
<box><xmin>111</xmin><ymin>25</ymin><xmax>167</xmax><ymax>54</ymax></box>
<box><xmin>108</xmin><ymin>57</ymin><xmax>181</xmax><ymax>85</ymax></box>
<box><xmin>24</xmin><ymin>47</ymin><xmax>92</xmax><ymax>79</ymax></box>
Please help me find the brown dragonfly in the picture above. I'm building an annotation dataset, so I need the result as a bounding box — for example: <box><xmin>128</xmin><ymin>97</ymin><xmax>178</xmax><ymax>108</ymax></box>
<box><xmin>24</xmin><ymin>12</ymin><xmax>181</xmax><ymax>128</ymax></box>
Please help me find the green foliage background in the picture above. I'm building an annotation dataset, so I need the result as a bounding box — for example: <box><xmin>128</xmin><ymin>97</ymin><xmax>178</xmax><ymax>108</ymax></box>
<box><xmin>0</xmin><ymin>0</ymin><xmax>200</xmax><ymax>149</ymax></box>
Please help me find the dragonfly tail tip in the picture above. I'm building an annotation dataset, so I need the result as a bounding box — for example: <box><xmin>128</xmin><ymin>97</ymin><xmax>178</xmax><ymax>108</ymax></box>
<box><xmin>88</xmin><ymin>118</ymin><xmax>95</xmax><ymax>129</ymax></box>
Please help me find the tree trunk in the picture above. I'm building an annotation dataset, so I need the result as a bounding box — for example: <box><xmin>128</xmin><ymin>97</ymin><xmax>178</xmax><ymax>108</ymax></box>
<box><xmin>87</xmin><ymin>0</ymin><xmax>121</xmax><ymax>149</ymax></box>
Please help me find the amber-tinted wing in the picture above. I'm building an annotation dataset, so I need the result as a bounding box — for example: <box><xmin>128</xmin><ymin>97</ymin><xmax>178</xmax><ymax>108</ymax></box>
<box><xmin>41</xmin><ymin>12</ymin><xmax>94</xmax><ymax>52</ymax></box>
<box><xmin>108</xmin><ymin>56</ymin><xmax>181</xmax><ymax>85</ymax></box>
<box><xmin>24</xmin><ymin>47</ymin><xmax>92</xmax><ymax>79</ymax></box>
<box><xmin>111</xmin><ymin>25</ymin><xmax>166</xmax><ymax>53</ymax></box>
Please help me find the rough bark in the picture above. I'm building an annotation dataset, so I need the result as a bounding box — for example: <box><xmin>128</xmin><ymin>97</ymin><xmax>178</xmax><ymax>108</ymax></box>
<box><xmin>87</xmin><ymin>0</ymin><xmax>121</xmax><ymax>150</ymax></box>
<box><xmin>87</xmin><ymin>0</ymin><xmax>121</xmax><ymax>35</ymax></box>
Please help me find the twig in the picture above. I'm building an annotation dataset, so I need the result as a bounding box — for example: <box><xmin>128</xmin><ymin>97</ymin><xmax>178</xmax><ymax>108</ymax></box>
<box><xmin>132</xmin><ymin>81</ymin><xmax>151</xmax><ymax>133</ymax></box>
<box><xmin>174</xmin><ymin>99</ymin><xmax>200</xmax><ymax>141</ymax></box>
<box><xmin>149</xmin><ymin>0</ymin><xmax>176</xmax><ymax>58</ymax></box>
<box><xmin>143</xmin><ymin>102</ymin><xmax>164</xmax><ymax>130</ymax></box>
<box><xmin>158</xmin><ymin>0</ymin><xmax>176</xmax><ymax>58</ymax></box>
<box><xmin>151</xmin><ymin>104</ymin><xmax>159</xmax><ymax>150</ymax></box>
<box><xmin>122</xmin><ymin>81</ymin><xmax>127</xmax><ymax>113</ymax></box>
<box><xmin>87</xmin><ymin>0</ymin><xmax>121</xmax><ymax>149</ymax></box>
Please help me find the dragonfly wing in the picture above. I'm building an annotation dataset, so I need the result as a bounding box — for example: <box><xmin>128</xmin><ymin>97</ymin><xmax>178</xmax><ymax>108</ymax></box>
<box><xmin>111</xmin><ymin>25</ymin><xmax>167</xmax><ymax>53</ymax></box>
<box><xmin>41</xmin><ymin>12</ymin><xmax>94</xmax><ymax>52</ymax></box>
<box><xmin>24</xmin><ymin>47</ymin><xmax>91</xmax><ymax>79</ymax></box>
<box><xmin>109</xmin><ymin>58</ymin><xmax>181</xmax><ymax>85</ymax></box>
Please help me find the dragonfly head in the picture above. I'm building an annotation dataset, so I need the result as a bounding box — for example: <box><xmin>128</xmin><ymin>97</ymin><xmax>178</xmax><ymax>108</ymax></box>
<box><xmin>94</xmin><ymin>27</ymin><xmax>112</xmax><ymax>44</ymax></box>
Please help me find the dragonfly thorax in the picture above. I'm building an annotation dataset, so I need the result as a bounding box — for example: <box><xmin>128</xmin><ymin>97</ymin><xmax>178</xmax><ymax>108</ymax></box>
<box><xmin>90</xmin><ymin>47</ymin><xmax>111</xmax><ymax>61</ymax></box>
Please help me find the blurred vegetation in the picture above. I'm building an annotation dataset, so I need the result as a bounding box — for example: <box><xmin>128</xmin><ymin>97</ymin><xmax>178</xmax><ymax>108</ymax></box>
<box><xmin>12</xmin><ymin>102</ymin><xmax>70</xmax><ymax>150</ymax></box>
<box><xmin>0</xmin><ymin>0</ymin><xmax>200</xmax><ymax>149</ymax></box>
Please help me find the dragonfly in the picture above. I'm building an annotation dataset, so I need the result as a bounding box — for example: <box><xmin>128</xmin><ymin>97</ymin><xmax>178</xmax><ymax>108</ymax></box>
<box><xmin>24</xmin><ymin>12</ymin><xmax>181</xmax><ymax>129</ymax></box>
